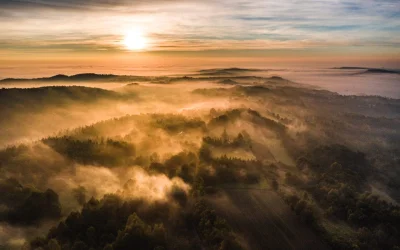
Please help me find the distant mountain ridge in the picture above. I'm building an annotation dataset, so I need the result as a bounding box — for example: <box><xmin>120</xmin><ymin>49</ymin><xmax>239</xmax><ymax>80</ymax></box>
<box><xmin>0</xmin><ymin>85</ymin><xmax>135</xmax><ymax>107</ymax></box>
<box><xmin>334</xmin><ymin>67</ymin><xmax>400</xmax><ymax>74</ymax></box>
<box><xmin>0</xmin><ymin>68</ymin><xmax>279</xmax><ymax>85</ymax></box>
<box><xmin>198</xmin><ymin>67</ymin><xmax>263</xmax><ymax>75</ymax></box>
<box><xmin>0</xmin><ymin>68</ymin><xmax>265</xmax><ymax>83</ymax></box>
<box><xmin>0</xmin><ymin>73</ymin><xmax>148</xmax><ymax>83</ymax></box>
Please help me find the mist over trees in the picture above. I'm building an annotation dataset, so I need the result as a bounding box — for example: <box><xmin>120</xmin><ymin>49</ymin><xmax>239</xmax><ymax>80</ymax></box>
<box><xmin>0</xmin><ymin>69</ymin><xmax>399</xmax><ymax>249</ymax></box>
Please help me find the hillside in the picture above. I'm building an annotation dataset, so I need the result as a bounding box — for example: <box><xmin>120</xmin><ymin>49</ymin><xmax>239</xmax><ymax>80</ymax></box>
<box><xmin>0</xmin><ymin>69</ymin><xmax>399</xmax><ymax>249</ymax></box>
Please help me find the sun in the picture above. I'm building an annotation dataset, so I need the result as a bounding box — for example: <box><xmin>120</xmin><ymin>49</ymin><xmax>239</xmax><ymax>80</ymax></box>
<box><xmin>123</xmin><ymin>30</ymin><xmax>147</xmax><ymax>51</ymax></box>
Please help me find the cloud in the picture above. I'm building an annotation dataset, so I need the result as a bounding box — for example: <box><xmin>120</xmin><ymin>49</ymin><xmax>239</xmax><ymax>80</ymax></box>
<box><xmin>0</xmin><ymin>0</ymin><xmax>184</xmax><ymax>11</ymax></box>
<box><xmin>48</xmin><ymin>165</ymin><xmax>191</xmax><ymax>206</ymax></box>
<box><xmin>0</xmin><ymin>0</ymin><xmax>399</xmax><ymax>53</ymax></box>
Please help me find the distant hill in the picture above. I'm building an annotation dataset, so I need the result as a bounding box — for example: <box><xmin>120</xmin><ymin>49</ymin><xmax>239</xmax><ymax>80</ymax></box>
<box><xmin>269</xmin><ymin>76</ymin><xmax>285</xmax><ymax>81</ymax></box>
<box><xmin>0</xmin><ymin>70</ymin><xmax>286</xmax><ymax>86</ymax></box>
<box><xmin>335</xmin><ymin>67</ymin><xmax>370</xmax><ymax>70</ymax></box>
<box><xmin>199</xmin><ymin>67</ymin><xmax>263</xmax><ymax>75</ymax></box>
<box><xmin>217</xmin><ymin>79</ymin><xmax>239</xmax><ymax>85</ymax></box>
<box><xmin>125</xmin><ymin>82</ymin><xmax>140</xmax><ymax>86</ymax></box>
<box><xmin>363</xmin><ymin>68</ymin><xmax>399</xmax><ymax>74</ymax></box>
<box><xmin>0</xmin><ymin>73</ymin><xmax>150</xmax><ymax>83</ymax></box>
<box><xmin>0</xmin><ymin>86</ymin><xmax>139</xmax><ymax>148</ymax></box>
<box><xmin>0</xmin><ymin>86</ymin><xmax>136</xmax><ymax>111</ymax></box>
<box><xmin>334</xmin><ymin>67</ymin><xmax>400</xmax><ymax>75</ymax></box>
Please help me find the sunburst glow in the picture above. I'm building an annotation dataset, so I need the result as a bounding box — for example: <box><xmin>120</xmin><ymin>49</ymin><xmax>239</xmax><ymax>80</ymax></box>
<box><xmin>123</xmin><ymin>30</ymin><xmax>147</xmax><ymax>51</ymax></box>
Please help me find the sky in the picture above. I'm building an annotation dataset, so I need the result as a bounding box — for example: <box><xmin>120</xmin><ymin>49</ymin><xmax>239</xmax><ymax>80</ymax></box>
<box><xmin>0</xmin><ymin>0</ymin><xmax>399</xmax><ymax>73</ymax></box>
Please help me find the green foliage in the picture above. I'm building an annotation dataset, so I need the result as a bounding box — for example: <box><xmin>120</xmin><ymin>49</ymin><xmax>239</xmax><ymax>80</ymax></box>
<box><xmin>271</xmin><ymin>178</ymin><xmax>279</xmax><ymax>191</ymax></box>
<box><xmin>306</xmin><ymin>144</ymin><xmax>369</xmax><ymax>178</ymax></box>
<box><xmin>191</xmin><ymin>177</ymin><xmax>205</xmax><ymax>197</ymax></box>
<box><xmin>285</xmin><ymin>172</ymin><xmax>304</xmax><ymax>187</ymax></box>
<box><xmin>29</xmin><ymin>190</ymin><xmax>242</xmax><ymax>250</ymax></box>
<box><xmin>203</xmin><ymin>132</ymin><xmax>251</xmax><ymax>149</ymax></box>
<box><xmin>199</xmin><ymin>144</ymin><xmax>212</xmax><ymax>163</ymax></box>
<box><xmin>0</xmin><ymin>178</ymin><xmax>61</xmax><ymax>224</ymax></box>
<box><xmin>210</xmin><ymin>156</ymin><xmax>262</xmax><ymax>185</ymax></box>
<box><xmin>190</xmin><ymin>200</ymin><xmax>243</xmax><ymax>250</ymax></box>
<box><xmin>246</xmin><ymin>109</ymin><xmax>286</xmax><ymax>134</ymax></box>
<box><xmin>113</xmin><ymin>213</ymin><xmax>166</xmax><ymax>250</ymax></box>
<box><xmin>0</xmin><ymin>69</ymin><xmax>398</xmax><ymax>250</ymax></box>
<box><xmin>0</xmin><ymin>86</ymin><xmax>108</xmax><ymax>106</ymax></box>
<box><xmin>150</xmin><ymin>114</ymin><xmax>206</xmax><ymax>133</ymax></box>
<box><xmin>72</xmin><ymin>186</ymin><xmax>87</xmax><ymax>206</ymax></box>
<box><xmin>284</xmin><ymin>194</ymin><xmax>319</xmax><ymax>226</ymax></box>
<box><xmin>164</xmin><ymin>151</ymin><xmax>197</xmax><ymax>178</ymax></box>
<box><xmin>47</xmin><ymin>239</ymin><xmax>61</xmax><ymax>250</ymax></box>
<box><xmin>208</xmin><ymin>109</ymin><xmax>243</xmax><ymax>127</ymax></box>
<box><xmin>43</xmin><ymin>136</ymin><xmax>136</xmax><ymax>166</ymax></box>
<box><xmin>33</xmin><ymin>195</ymin><xmax>172</xmax><ymax>250</ymax></box>
<box><xmin>290</xmin><ymin>144</ymin><xmax>400</xmax><ymax>249</ymax></box>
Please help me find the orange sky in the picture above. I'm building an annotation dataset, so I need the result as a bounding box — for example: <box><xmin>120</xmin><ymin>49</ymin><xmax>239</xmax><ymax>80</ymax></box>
<box><xmin>0</xmin><ymin>0</ymin><xmax>399</xmax><ymax>77</ymax></box>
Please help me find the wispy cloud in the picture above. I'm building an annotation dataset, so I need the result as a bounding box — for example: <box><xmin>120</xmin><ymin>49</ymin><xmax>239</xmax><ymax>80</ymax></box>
<box><xmin>0</xmin><ymin>0</ymin><xmax>399</xmax><ymax>53</ymax></box>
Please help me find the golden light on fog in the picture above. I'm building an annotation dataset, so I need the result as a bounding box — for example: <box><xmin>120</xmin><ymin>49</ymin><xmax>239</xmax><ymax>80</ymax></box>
<box><xmin>123</xmin><ymin>30</ymin><xmax>147</xmax><ymax>51</ymax></box>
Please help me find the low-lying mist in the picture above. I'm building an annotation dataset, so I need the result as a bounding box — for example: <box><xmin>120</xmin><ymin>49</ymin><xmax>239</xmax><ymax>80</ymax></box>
<box><xmin>0</xmin><ymin>68</ymin><xmax>399</xmax><ymax>249</ymax></box>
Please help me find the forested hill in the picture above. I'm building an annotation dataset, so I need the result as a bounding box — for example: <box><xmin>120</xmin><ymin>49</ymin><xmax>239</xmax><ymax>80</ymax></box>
<box><xmin>0</xmin><ymin>86</ymin><xmax>135</xmax><ymax>111</ymax></box>
<box><xmin>0</xmin><ymin>86</ymin><xmax>138</xmax><ymax>147</ymax></box>
<box><xmin>0</xmin><ymin>73</ymin><xmax>149</xmax><ymax>83</ymax></box>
